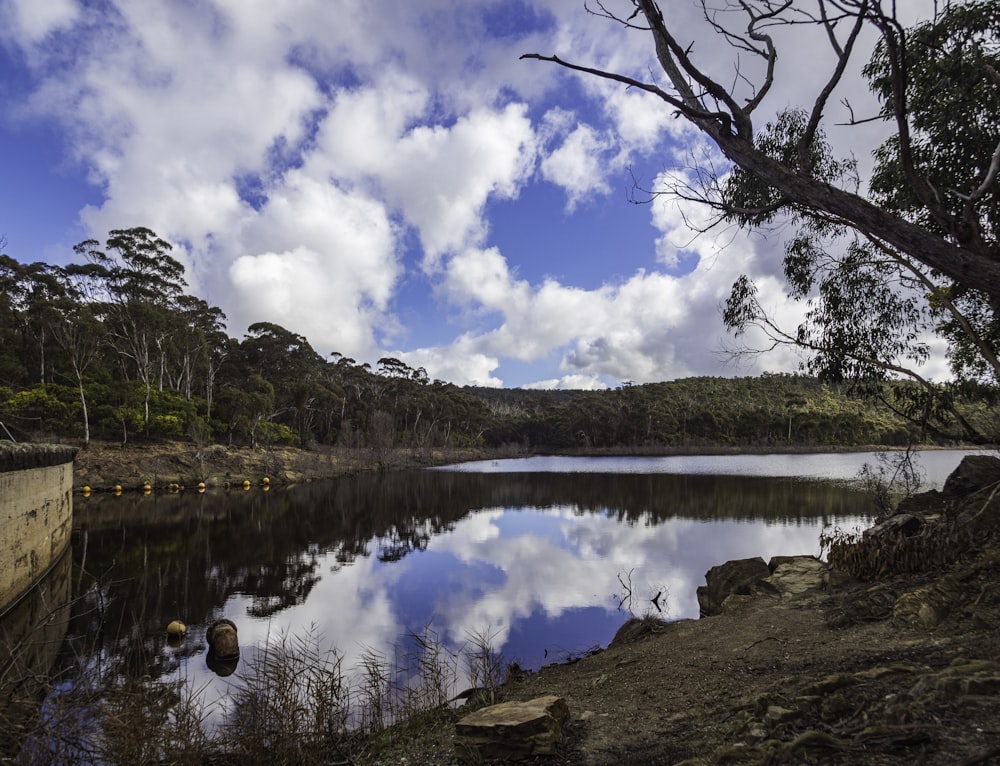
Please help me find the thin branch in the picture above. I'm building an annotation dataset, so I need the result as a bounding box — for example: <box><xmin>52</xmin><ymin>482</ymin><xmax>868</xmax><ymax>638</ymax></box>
<box><xmin>864</xmin><ymin>235</ymin><xmax>1000</xmax><ymax>383</ymax></box>
<box><xmin>518</xmin><ymin>52</ymin><xmax>732</xmax><ymax>127</ymax></box>
<box><xmin>638</xmin><ymin>0</ymin><xmax>749</xmax><ymax>136</ymax></box>
<box><xmin>800</xmin><ymin>6</ymin><xmax>869</xmax><ymax>172</ymax></box>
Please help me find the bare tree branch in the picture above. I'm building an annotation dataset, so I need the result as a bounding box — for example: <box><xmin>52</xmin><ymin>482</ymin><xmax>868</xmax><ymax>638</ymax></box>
<box><xmin>522</xmin><ymin>1</ymin><xmax>1000</xmax><ymax>300</ymax></box>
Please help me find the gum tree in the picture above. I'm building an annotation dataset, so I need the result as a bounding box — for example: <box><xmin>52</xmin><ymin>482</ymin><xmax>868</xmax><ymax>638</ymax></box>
<box><xmin>525</xmin><ymin>1</ymin><xmax>1000</xmax><ymax>439</ymax></box>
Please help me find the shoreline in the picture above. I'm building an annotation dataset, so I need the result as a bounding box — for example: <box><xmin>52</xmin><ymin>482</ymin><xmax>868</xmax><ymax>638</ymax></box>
<box><xmin>66</xmin><ymin>438</ymin><xmax>985</xmax><ymax>492</ymax></box>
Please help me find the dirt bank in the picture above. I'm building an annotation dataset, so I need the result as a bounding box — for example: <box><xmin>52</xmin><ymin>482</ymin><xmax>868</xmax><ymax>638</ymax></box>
<box><xmin>70</xmin><ymin>440</ymin><xmax>491</xmax><ymax>490</ymax></box>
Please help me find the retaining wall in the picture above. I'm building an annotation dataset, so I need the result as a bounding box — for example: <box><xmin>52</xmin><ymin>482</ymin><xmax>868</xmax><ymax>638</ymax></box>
<box><xmin>0</xmin><ymin>444</ymin><xmax>77</xmax><ymax>615</ymax></box>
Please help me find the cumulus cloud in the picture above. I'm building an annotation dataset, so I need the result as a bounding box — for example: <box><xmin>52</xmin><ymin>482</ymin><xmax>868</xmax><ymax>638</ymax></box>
<box><xmin>540</xmin><ymin>123</ymin><xmax>614</xmax><ymax>211</ymax></box>
<box><xmin>522</xmin><ymin>374</ymin><xmax>608</xmax><ymax>391</ymax></box>
<box><xmin>1</xmin><ymin>0</ymin><xmax>944</xmax><ymax>388</ymax></box>
<box><xmin>0</xmin><ymin>0</ymin><xmax>80</xmax><ymax>45</ymax></box>
<box><xmin>228</xmin><ymin>170</ymin><xmax>399</xmax><ymax>356</ymax></box>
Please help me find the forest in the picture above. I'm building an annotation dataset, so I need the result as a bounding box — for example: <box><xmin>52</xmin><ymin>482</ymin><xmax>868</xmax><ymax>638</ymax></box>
<box><xmin>1</xmin><ymin>227</ymin><xmax>993</xmax><ymax>453</ymax></box>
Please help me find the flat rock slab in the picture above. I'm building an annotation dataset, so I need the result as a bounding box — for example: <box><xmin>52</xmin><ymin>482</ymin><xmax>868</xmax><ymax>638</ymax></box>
<box><xmin>765</xmin><ymin>555</ymin><xmax>829</xmax><ymax>598</ymax></box>
<box><xmin>455</xmin><ymin>694</ymin><xmax>569</xmax><ymax>762</ymax></box>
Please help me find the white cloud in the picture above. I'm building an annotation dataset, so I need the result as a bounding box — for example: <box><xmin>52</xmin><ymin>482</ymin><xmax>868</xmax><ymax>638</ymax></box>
<box><xmin>305</xmin><ymin>82</ymin><xmax>539</xmax><ymax>270</ymax></box>
<box><xmin>1</xmin><ymin>0</ymin><xmax>80</xmax><ymax>45</ymax></box>
<box><xmin>522</xmin><ymin>374</ymin><xmax>608</xmax><ymax>391</ymax></box>
<box><xmin>3</xmin><ymin>0</ymin><xmax>949</xmax><ymax>388</ymax></box>
<box><xmin>228</xmin><ymin>171</ymin><xmax>399</xmax><ymax>357</ymax></box>
<box><xmin>540</xmin><ymin>123</ymin><xmax>614</xmax><ymax>211</ymax></box>
<box><xmin>397</xmin><ymin>340</ymin><xmax>503</xmax><ymax>388</ymax></box>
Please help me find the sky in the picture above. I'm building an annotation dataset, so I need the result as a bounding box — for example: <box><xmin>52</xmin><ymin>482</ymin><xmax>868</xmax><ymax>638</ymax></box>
<box><xmin>0</xmin><ymin>0</ymin><xmax>943</xmax><ymax>389</ymax></box>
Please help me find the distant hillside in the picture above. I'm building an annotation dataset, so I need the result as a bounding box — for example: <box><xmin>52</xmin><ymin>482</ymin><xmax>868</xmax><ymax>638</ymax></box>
<box><xmin>468</xmin><ymin>374</ymin><xmax>990</xmax><ymax>450</ymax></box>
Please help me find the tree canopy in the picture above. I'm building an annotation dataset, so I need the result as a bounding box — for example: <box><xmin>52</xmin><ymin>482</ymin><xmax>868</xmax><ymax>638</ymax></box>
<box><xmin>525</xmin><ymin>0</ymin><xmax>1000</xmax><ymax>441</ymax></box>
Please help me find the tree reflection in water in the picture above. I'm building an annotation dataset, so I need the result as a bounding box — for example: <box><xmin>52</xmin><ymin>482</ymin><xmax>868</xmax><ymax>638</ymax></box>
<box><xmin>63</xmin><ymin>465</ymin><xmax>870</xmax><ymax>688</ymax></box>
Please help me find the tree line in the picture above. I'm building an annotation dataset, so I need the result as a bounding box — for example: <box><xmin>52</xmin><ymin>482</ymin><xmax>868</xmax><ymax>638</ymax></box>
<box><xmin>0</xmin><ymin>228</ymin><xmax>493</xmax><ymax>451</ymax></box>
<box><xmin>1</xmin><ymin>230</ymin><xmax>987</xmax><ymax>454</ymax></box>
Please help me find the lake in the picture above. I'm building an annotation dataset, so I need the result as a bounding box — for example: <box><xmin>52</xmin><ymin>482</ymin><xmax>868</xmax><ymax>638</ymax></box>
<box><xmin>37</xmin><ymin>450</ymin><xmax>984</xmax><ymax>729</ymax></box>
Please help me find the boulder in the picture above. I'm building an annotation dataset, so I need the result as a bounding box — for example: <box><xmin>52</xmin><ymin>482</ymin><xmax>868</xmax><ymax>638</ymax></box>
<box><xmin>862</xmin><ymin>513</ymin><xmax>922</xmax><ymax>540</ymax></box>
<box><xmin>697</xmin><ymin>557</ymin><xmax>770</xmax><ymax>617</ymax></box>
<box><xmin>455</xmin><ymin>695</ymin><xmax>569</xmax><ymax>762</ymax></box>
<box><xmin>943</xmin><ymin>455</ymin><xmax>1000</xmax><ymax>497</ymax></box>
<box><xmin>892</xmin><ymin>577</ymin><xmax>962</xmax><ymax>628</ymax></box>
<box><xmin>895</xmin><ymin>489</ymin><xmax>949</xmax><ymax>517</ymax></box>
<box><xmin>763</xmin><ymin>556</ymin><xmax>828</xmax><ymax>598</ymax></box>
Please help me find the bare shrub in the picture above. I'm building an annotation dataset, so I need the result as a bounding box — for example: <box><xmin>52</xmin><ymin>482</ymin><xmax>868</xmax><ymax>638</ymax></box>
<box><xmin>463</xmin><ymin>626</ymin><xmax>506</xmax><ymax>706</ymax></box>
<box><xmin>356</xmin><ymin>646</ymin><xmax>391</xmax><ymax>734</ymax></box>
<box><xmin>857</xmin><ymin>448</ymin><xmax>925</xmax><ymax>520</ymax></box>
<box><xmin>8</xmin><ymin>620</ymin><xmax>504</xmax><ymax>763</ymax></box>
<box><xmin>220</xmin><ymin>626</ymin><xmax>348</xmax><ymax>766</ymax></box>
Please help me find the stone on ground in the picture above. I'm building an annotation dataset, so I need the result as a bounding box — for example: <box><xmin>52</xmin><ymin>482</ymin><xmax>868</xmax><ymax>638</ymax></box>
<box><xmin>697</xmin><ymin>556</ymin><xmax>770</xmax><ymax>617</ymax></box>
<box><xmin>455</xmin><ymin>694</ymin><xmax>569</xmax><ymax>762</ymax></box>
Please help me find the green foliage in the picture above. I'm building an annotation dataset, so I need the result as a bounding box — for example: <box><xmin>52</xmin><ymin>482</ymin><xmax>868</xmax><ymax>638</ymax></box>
<box><xmin>257</xmin><ymin>420</ymin><xmax>298</xmax><ymax>447</ymax></box>
<box><xmin>723</xmin><ymin>4</ymin><xmax>1000</xmax><ymax>442</ymax></box>
<box><xmin>867</xmin><ymin>1</ymin><xmax>1000</xmax><ymax>239</ymax></box>
<box><xmin>0</xmin><ymin>225</ymin><xmax>988</xmax><ymax>452</ymax></box>
<box><xmin>723</xmin><ymin>108</ymin><xmax>857</xmax><ymax>224</ymax></box>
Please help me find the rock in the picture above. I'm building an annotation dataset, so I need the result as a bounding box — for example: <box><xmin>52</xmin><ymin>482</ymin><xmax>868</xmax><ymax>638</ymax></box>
<box><xmin>166</xmin><ymin>619</ymin><xmax>187</xmax><ymax>638</ymax></box>
<box><xmin>206</xmin><ymin>618</ymin><xmax>239</xmax><ymax>660</ymax></box>
<box><xmin>943</xmin><ymin>455</ymin><xmax>1000</xmax><ymax>497</ymax></box>
<box><xmin>826</xmin><ymin>583</ymin><xmax>899</xmax><ymax>628</ymax></box>
<box><xmin>767</xmin><ymin>555</ymin><xmax>803</xmax><ymax>572</ymax></box>
<box><xmin>895</xmin><ymin>489</ymin><xmax>949</xmax><ymax>517</ymax></box>
<box><xmin>455</xmin><ymin>695</ymin><xmax>569</xmax><ymax>762</ymax></box>
<box><xmin>609</xmin><ymin>616</ymin><xmax>668</xmax><ymax>647</ymax></box>
<box><xmin>697</xmin><ymin>557</ymin><xmax>770</xmax><ymax>617</ymax></box>
<box><xmin>909</xmin><ymin>659</ymin><xmax>1000</xmax><ymax>700</ymax></box>
<box><xmin>764</xmin><ymin>556</ymin><xmax>828</xmax><ymax>599</ymax></box>
<box><xmin>862</xmin><ymin>513</ymin><xmax>922</xmax><ymax>540</ymax></box>
<box><xmin>892</xmin><ymin>577</ymin><xmax>962</xmax><ymax>628</ymax></box>
<box><xmin>166</xmin><ymin>620</ymin><xmax>187</xmax><ymax>646</ymax></box>
<box><xmin>766</xmin><ymin>705</ymin><xmax>801</xmax><ymax>724</ymax></box>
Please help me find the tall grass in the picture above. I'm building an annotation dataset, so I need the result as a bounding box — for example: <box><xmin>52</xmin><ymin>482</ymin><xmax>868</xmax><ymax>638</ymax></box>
<box><xmin>5</xmin><ymin>623</ymin><xmax>506</xmax><ymax>765</ymax></box>
<box><xmin>220</xmin><ymin>626</ymin><xmax>349</xmax><ymax>766</ymax></box>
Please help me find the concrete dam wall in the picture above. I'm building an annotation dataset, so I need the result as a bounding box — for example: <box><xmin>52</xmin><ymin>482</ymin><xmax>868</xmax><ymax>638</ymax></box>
<box><xmin>0</xmin><ymin>444</ymin><xmax>76</xmax><ymax>615</ymax></box>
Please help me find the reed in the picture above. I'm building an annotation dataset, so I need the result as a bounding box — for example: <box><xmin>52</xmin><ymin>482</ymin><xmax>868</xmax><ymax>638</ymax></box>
<box><xmin>4</xmin><ymin>622</ymin><xmax>505</xmax><ymax>764</ymax></box>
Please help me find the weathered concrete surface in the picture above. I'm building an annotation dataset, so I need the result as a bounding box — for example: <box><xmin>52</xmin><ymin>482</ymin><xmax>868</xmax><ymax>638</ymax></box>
<box><xmin>0</xmin><ymin>549</ymin><xmax>71</xmax><ymax>756</ymax></box>
<box><xmin>0</xmin><ymin>444</ymin><xmax>76</xmax><ymax>615</ymax></box>
<box><xmin>0</xmin><ymin>444</ymin><xmax>77</xmax><ymax>474</ymax></box>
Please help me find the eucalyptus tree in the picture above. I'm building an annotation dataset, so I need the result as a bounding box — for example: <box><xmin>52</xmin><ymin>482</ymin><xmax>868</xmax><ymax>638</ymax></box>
<box><xmin>525</xmin><ymin>1</ymin><xmax>1000</xmax><ymax>440</ymax></box>
<box><xmin>73</xmin><ymin>227</ymin><xmax>188</xmax><ymax>426</ymax></box>
<box><xmin>239</xmin><ymin>322</ymin><xmax>327</xmax><ymax>441</ymax></box>
<box><xmin>166</xmin><ymin>295</ymin><xmax>228</xmax><ymax>409</ymax></box>
<box><xmin>47</xmin><ymin>265</ymin><xmax>107</xmax><ymax>446</ymax></box>
<box><xmin>0</xmin><ymin>255</ymin><xmax>70</xmax><ymax>386</ymax></box>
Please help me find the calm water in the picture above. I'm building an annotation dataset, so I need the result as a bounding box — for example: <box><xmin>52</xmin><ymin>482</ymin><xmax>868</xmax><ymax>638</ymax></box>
<box><xmin>51</xmin><ymin>450</ymin><xmax>981</xmax><ymax>721</ymax></box>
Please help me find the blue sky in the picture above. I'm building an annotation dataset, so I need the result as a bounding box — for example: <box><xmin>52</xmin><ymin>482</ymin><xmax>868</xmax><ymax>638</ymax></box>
<box><xmin>0</xmin><ymin>0</ymin><xmax>936</xmax><ymax>389</ymax></box>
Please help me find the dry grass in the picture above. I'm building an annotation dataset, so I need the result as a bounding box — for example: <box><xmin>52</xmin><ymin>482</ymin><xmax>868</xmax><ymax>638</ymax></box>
<box><xmin>4</xmin><ymin>623</ymin><xmax>506</xmax><ymax>765</ymax></box>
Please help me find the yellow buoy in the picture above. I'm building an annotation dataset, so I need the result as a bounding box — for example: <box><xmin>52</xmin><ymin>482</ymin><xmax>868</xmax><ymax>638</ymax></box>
<box><xmin>262</xmin><ymin>476</ymin><xmax>270</xmax><ymax>486</ymax></box>
<box><xmin>166</xmin><ymin>620</ymin><xmax>187</xmax><ymax>638</ymax></box>
<box><xmin>242</xmin><ymin>479</ymin><xmax>251</xmax><ymax>490</ymax></box>
<box><xmin>143</xmin><ymin>483</ymin><xmax>152</xmax><ymax>494</ymax></box>
<box><xmin>82</xmin><ymin>486</ymin><xmax>91</xmax><ymax>496</ymax></box>
<box><xmin>113</xmin><ymin>484</ymin><xmax>123</xmax><ymax>495</ymax></box>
